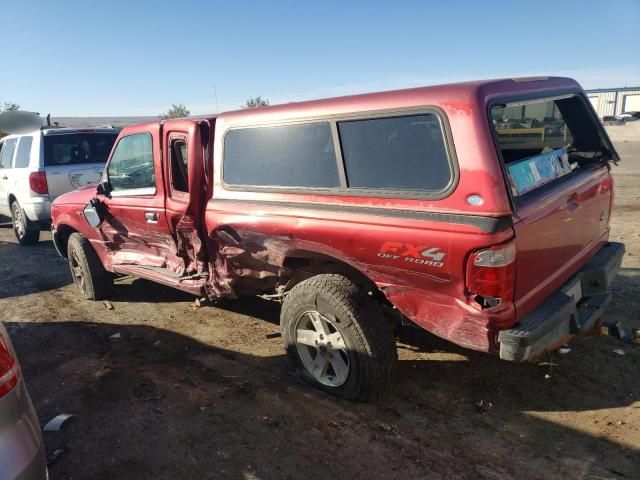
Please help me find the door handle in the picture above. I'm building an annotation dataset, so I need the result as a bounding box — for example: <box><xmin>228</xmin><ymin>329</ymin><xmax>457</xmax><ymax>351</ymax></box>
<box><xmin>144</xmin><ymin>212</ymin><xmax>159</xmax><ymax>224</ymax></box>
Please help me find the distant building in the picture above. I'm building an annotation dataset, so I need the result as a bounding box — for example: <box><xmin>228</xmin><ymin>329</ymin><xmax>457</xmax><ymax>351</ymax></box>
<box><xmin>585</xmin><ymin>87</ymin><xmax>640</xmax><ymax>118</ymax></box>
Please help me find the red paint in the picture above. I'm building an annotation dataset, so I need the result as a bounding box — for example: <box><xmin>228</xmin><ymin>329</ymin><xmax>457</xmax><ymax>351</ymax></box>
<box><xmin>51</xmin><ymin>77</ymin><xmax>616</xmax><ymax>355</ymax></box>
<box><xmin>512</xmin><ymin>165</ymin><xmax>612</xmax><ymax>319</ymax></box>
<box><xmin>0</xmin><ymin>336</ymin><xmax>20</xmax><ymax>397</ymax></box>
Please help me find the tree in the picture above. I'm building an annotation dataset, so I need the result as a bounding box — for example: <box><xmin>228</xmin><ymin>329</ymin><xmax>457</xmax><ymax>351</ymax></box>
<box><xmin>244</xmin><ymin>96</ymin><xmax>269</xmax><ymax>108</ymax></box>
<box><xmin>160</xmin><ymin>104</ymin><xmax>190</xmax><ymax>120</ymax></box>
<box><xmin>0</xmin><ymin>101</ymin><xmax>20</xmax><ymax>113</ymax></box>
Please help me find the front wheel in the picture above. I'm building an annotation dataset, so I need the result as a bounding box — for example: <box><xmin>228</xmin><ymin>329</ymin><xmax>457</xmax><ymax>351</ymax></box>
<box><xmin>280</xmin><ymin>274</ymin><xmax>397</xmax><ymax>402</ymax></box>
<box><xmin>67</xmin><ymin>233</ymin><xmax>113</xmax><ymax>300</ymax></box>
<box><xmin>11</xmin><ymin>202</ymin><xmax>39</xmax><ymax>245</ymax></box>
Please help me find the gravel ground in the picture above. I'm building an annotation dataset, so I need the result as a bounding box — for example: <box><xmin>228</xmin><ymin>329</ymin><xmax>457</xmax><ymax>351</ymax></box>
<box><xmin>0</xmin><ymin>137</ymin><xmax>638</xmax><ymax>480</ymax></box>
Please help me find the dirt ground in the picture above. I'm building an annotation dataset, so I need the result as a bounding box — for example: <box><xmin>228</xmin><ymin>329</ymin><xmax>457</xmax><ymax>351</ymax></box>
<box><xmin>1</xmin><ymin>136</ymin><xmax>639</xmax><ymax>480</ymax></box>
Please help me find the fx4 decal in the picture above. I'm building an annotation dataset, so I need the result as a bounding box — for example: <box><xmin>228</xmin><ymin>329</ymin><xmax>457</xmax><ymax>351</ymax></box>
<box><xmin>377</xmin><ymin>241</ymin><xmax>447</xmax><ymax>268</ymax></box>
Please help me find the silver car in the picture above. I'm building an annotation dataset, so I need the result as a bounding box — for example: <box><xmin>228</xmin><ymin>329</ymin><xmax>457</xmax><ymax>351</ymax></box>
<box><xmin>0</xmin><ymin>322</ymin><xmax>47</xmax><ymax>479</ymax></box>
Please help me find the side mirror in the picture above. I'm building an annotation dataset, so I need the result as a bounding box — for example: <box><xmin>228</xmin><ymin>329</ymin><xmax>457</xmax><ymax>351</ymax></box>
<box><xmin>83</xmin><ymin>199</ymin><xmax>104</xmax><ymax>228</ymax></box>
<box><xmin>96</xmin><ymin>179</ymin><xmax>110</xmax><ymax>196</ymax></box>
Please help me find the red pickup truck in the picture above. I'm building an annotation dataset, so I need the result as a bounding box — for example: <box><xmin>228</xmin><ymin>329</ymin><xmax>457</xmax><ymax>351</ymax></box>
<box><xmin>51</xmin><ymin>77</ymin><xmax>624</xmax><ymax>401</ymax></box>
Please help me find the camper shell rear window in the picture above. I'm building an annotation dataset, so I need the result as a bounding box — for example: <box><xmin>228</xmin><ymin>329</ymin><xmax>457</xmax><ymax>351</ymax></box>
<box><xmin>490</xmin><ymin>94</ymin><xmax>614</xmax><ymax>198</ymax></box>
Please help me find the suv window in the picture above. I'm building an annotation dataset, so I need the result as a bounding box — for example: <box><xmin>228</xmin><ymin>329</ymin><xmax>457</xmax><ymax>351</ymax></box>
<box><xmin>44</xmin><ymin>133</ymin><xmax>117</xmax><ymax>166</ymax></box>
<box><xmin>491</xmin><ymin>95</ymin><xmax>612</xmax><ymax>198</ymax></box>
<box><xmin>223</xmin><ymin>122</ymin><xmax>339</xmax><ymax>188</ymax></box>
<box><xmin>0</xmin><ymin>138</ymin><xmax>17</xmax><ymax>169</ymax></box>
<box><xmin>107</xmin><ymin>133</ymin><xmax>155</xmax><ymax>192</ymax></box>
<box><xmin>14</xmin><ymin>136</ymin><xmax>33</xmax><ymax>168</ymax></box>
<box><xmin>337</xmin><ymin>114</ymin><xmax>452</xmax><ymax>191</ymax></box>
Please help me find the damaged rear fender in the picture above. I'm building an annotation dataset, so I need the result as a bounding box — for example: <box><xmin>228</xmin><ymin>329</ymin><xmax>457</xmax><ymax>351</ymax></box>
<box><xmin>205</xmin><ymin>226</ymin><xmax>383</xmax><ymax>299</ymax></box>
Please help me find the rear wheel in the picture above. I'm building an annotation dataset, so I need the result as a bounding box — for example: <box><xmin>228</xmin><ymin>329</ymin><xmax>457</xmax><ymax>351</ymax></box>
<box><xmin>280</xmin><ymin>274</ymin><xmax>397</xmax><ymax>402</ymax></box>
<box><xmin>67</xmin><ymin>233</ymin><xmax>112</xmax><ymax>300</ymax></box>
<box><xmin>11</xmin><ymin>201</ymin><xmax>39</xmax><ymax>246</ymax></box>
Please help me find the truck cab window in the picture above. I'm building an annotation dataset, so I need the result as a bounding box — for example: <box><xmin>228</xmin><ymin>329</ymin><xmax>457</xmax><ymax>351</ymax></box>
<box><xmin>170</xmin><ymin>139</ymin><xmax>188</xmax><ymax>193</ymax></box>
<box><xmin>107</xmin><ymin>133</ymin><xmax>155</xmax><ymax>193</ymax></box>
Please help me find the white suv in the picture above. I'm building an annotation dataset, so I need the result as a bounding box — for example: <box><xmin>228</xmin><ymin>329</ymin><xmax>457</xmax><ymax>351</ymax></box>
<box><xmin>0</xmin><ymin>128</ymin><xmax>118</xmax><ymax>245</ymax></box>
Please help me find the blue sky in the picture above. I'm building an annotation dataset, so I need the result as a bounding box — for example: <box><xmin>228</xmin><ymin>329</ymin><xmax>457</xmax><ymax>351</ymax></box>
<box><xmin>1</xmin><ymin>0</ymin><xmax>639</xmax><ymax>116</ymax></box>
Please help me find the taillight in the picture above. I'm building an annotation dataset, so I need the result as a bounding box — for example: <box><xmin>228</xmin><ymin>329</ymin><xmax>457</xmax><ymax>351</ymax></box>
<box><xmin>466</xmin><ymin>239</ymin><xmax>516</xmax><ymax>304</ymax></box>
<box><xmin>0</xmin><ymin>336</ymin><xmax>20</xmax><ymax>397</ymax></box>
<box><xmin>29</xmin><ymin>171</ymin><xmax>48</xmax><ymax>195</ymax></box>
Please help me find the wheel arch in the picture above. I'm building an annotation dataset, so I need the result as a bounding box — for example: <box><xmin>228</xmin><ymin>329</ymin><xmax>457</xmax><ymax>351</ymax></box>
<box><xmin>281</xmin><ymin>250</ymin><xmax>393</xmax><ymax>307</ymax></box>
<box><xmin>6</xmin><ymin>194</ymin><xmax>17</xmax><ymax>218</ymax></box>
<box><xmin>283</xmin><ymin>250</ymin><xmax>374</xmax><ymax>288</ymax></box>
<box><xmin>53</xmin><ymin>223</ymin><xmax>79</xmax><ymax>258</ymax></box>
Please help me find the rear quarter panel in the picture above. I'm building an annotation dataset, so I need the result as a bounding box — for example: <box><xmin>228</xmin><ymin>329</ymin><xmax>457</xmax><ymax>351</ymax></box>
<box><xmin>205</xmin><ymin>201</ymin><xmax>515</xmax><ymax>352</ymax></box>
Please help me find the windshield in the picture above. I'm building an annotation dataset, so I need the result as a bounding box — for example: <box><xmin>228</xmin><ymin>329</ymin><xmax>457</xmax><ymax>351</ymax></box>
<box><xmin>44</xmin><ymin>133</ymin><xmax>117</xmax><ymax>166</ymax></box>
<box><xmin>490</xmin><ymin>95</ymin><xmax>613</xmax><ymax>197</ymax></box>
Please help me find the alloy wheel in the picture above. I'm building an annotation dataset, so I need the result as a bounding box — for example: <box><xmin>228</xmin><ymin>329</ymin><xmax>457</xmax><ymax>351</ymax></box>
<box><xmin>12</xmin><ymin>205</ymin><xmax>26</xmax><ymax>239</ymax></box>
<box><xmin>70</xmin><ymin>251</ymin><xmax>86</xmax><ymax>294</ymax></box>
<box><xmin>294</xmin><ymin>310</ymin><xmax>350</xmax><ymax>387</ymax></box>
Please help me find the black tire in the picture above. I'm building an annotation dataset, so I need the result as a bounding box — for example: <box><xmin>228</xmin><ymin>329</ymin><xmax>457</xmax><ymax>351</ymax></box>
<box><xmin>281</xmin><ymin>274</ymin><xmax>397</xmax><ymax>402</ymax></box>
<box><xmin>67</xmin><ymin>232</ymin><xmax>112</xmax><ymax>300</ymax></box>
<box><xmin>11</xmin><ymin>202</ymin><xmax>39</xmax><ymax>245</ymax></box>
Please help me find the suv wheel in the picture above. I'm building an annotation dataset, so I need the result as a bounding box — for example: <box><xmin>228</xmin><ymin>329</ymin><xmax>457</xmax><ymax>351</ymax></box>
<box><xmin>67</xmin><ymin>233</ymin><xmax>113</xmax><ymax>300</ymax></box>
<box><xmin>281</xmin><ymin>274</ymin><xmax>397</xmax><ymax>401</ymax></box>
<box><xmin>11</xmin><ymin>202</ymin><xmax>39</xmax><ymax>245</ymax></box>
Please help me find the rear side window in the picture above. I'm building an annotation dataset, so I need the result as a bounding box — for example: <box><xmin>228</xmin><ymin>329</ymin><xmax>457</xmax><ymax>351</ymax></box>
<box><xmin>223</xmin><ymin>122</ymin><xmax>339</xmax><ymax>188</ymax></box>
<box><xmin>338</xmin><ymin>114</ymin><xmax>452</xmax><ymax>191</ymax></box>
<box><xmin>0</xmin><ymin>138</ymin><xmax>17</xmax><ymax>169</ymax></box>
<box><xmin>14</xmin><ymin>137</ymin><xmax>33</xmax><ymax>168</ymax></box>
<box><xmin>44</xmin><ymin>133</ymin><xmax>117</xmax><ymax>166</ymax></box>
<box><xmin>170</xmin><ymin>138</ymin><xmax>189</xmax><ymax>193</ymax></box>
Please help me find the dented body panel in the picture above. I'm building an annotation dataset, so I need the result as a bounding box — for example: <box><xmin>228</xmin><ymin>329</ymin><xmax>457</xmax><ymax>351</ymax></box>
<box><xmin>204</xmin><ymin>199</ymin><xmax>516</xmax><ymax>351</ymax></box>
<box><xmin>51</xmin><ymin>77</ymin><xmax>621</xmax><ymax>357</ymax></box>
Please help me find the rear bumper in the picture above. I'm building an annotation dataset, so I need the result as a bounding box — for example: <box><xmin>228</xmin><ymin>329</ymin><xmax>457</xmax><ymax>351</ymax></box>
<box><xmin>0</xmin><ymin>380</ymin><xmax>47</xmax><ymax>480</ymax></box>
<box><xmin>20</xmin><ymin>198</ymin><xmax>51</xmax><ymax>227</ymax></box>
<box><xmin>498</xmin><ymin>242</ymin><xmax>625</xmax><ymax>362</ymax></box>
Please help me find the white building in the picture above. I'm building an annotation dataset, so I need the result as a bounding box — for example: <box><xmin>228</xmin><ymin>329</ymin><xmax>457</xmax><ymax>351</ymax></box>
<box><xmin>585</xmin><ymin>87</ymin><xmax>640</xmax><ymax>118</ymax></box>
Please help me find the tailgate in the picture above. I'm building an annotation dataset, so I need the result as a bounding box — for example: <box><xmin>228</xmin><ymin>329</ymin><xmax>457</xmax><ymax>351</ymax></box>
<box><xmin>489</xmin><ymin>93</ymin><xmax>618</xmax><ymax>320</ymax></box>
<box><xmin>512</xmin><ymin>164</ymin><xmax>612</xmax><ymax>318</ymax></box>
